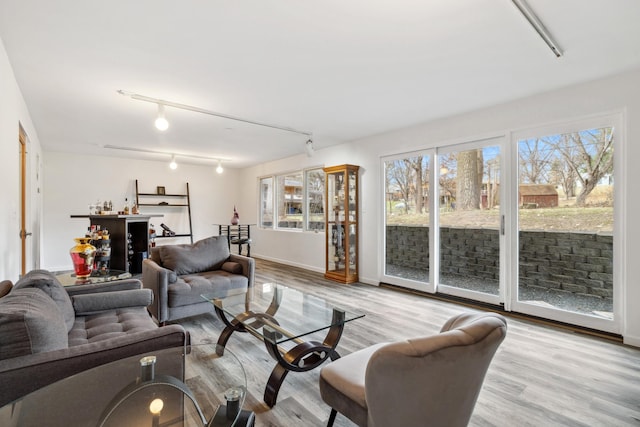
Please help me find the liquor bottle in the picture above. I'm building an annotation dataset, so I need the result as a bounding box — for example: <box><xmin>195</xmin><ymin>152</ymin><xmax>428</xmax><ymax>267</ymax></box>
<box><xmin>124</xmin><ymin>198</ymin><xmax>130</xmax><ymax>215</ymax></box>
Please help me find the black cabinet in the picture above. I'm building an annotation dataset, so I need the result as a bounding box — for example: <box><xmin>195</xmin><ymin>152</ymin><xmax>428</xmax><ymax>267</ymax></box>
<box><xmin>71</xmin><ymin>215</ymin><xmax>153</xmax><ymax>273</ymax></box>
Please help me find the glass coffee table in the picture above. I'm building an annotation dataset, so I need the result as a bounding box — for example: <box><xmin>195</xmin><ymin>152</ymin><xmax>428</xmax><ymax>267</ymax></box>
<box><xmin>202</xmin><ymin>283</ymin><xmax>365</xmax><ymax>407</ymax></box>
<box><xmin>55</xmin><ymin>269</ymin><xmax>132</xmax><ymax>286</ymax></box>
<box><xmin>0</xmin><ymin>344</ymin><xmax>252</xmax><ymax>427</ymax></box>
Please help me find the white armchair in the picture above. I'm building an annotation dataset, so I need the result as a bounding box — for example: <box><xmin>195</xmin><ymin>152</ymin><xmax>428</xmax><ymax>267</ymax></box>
<box><xmin>319</xmin><ymin>312</ymin><xmax>507</xmax><ymax>427</ymax></box>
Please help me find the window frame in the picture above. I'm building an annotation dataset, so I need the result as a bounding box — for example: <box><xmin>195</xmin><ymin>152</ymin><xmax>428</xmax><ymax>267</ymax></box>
<box><xmin>259</xmin><ymin>166</ymin><xmax>326</xmax><ymax>232</ymax></box>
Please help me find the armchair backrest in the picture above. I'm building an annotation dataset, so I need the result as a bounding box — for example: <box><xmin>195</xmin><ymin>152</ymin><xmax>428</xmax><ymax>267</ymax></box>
<box><xmin>365</xmin><ymin>312</ymin><xmax>507</xmax><ymax>427</ymax></box>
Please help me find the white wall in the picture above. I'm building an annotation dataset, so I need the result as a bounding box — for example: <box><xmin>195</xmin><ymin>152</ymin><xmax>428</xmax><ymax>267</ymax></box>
<box><xmin>0</xmin><ymin>38</ymin><xmax>43</xmax><ymax>282</ymax></box>
<box><xmin>241</xmin><ymin>69</ymin><xmax>640</xmax><ymax>346</ymax></box>
<box><xmin>42</xmin><ymin>152</ymin><xmax>241</xmax><ymax>271</ymax></box>
<box><xmin>4</xmin><ymin>31</ymin><xmax>639</xmax><ymax>345</ymax></box>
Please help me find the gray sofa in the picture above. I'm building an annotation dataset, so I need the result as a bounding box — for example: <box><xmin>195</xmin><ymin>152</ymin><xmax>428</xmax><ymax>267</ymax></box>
<box><xmin>0</xmin><ymin>270</ymin><xmax>188</xmax><ymax>407</ymax></box>
<box><xmin>142</xmin><ymin>235</ymin><xmax>255</xmax><ymax>324</ymax></box>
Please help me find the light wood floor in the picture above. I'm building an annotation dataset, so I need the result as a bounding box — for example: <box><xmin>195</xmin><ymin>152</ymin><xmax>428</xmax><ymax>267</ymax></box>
<box><xmin>175</xmin><ymin>258</ymin><xmax>640</xmax><ymax>427</ymax></box>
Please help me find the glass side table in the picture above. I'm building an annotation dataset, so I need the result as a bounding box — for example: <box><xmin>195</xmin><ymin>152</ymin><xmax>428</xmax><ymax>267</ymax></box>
<box><xmin>0</xmin><ymin>344</ymin><xmax>254</xmax><ymax>427</ymax></box>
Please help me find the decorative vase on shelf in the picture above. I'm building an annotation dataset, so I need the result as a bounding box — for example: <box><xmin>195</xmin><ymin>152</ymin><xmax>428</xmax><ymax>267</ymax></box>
<box><xmin>231</xmin><ymin>206</ymin><xmax>240</xmax><ymax>225</ymax></box>
<box><xmin>70</xmin><ymin>237</ymin><xmax>96</xmax><ymax>278</ymax></box>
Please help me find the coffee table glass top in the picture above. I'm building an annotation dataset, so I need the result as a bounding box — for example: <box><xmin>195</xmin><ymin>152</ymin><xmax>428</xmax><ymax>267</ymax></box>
<box><xmin>55</xmin><ymin>269</ymin><xmax>132</xmax><ymax>286</ymax></box>
<box><xmin>202</xmin><ymin>282</ymin><xmax>365</xmax><ymax>345</ymax></box>
<box><xmin>0</xmin><ymin>344</ymin><xmax>247</xmax><ymax>427</ymax></box>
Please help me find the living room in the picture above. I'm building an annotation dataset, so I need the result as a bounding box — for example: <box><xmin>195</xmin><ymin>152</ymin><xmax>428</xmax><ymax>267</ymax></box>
<box><xmin>1</xmin><ymin>2</ymin><xmax>640</xmax><ymax>425</ymax></box>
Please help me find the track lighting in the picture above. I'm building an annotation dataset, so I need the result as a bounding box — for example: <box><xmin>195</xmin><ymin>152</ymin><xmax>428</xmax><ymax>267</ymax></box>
<box><xmin>154</xmin><ymin>104</ymin><xmax>169</xmax><ymax>131</ymax></box>
<box><xmin>305</xmin><ymin>139</ymin><xmax>314</xmax><ymax>157</ymax></box>
<box><xmin>511</xmin><ymin>0</ymin><xmax>563</xmax><ymax>58</ymax></box>
<box><xmin>104</xmin><ymin>145</ymin><xmax>231</xmax><ymax>169</ymax></box>
<box><xmin>118</xmin><ymin>90</ymin><xmax>317</xmax><ymax>162</ymax></box>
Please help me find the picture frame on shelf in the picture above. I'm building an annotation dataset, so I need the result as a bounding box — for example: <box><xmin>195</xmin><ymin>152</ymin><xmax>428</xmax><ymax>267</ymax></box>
<box><xmin>157</xmin><ymin>186</ymin><xmax>166</xmax><ymax>195</ymax></box>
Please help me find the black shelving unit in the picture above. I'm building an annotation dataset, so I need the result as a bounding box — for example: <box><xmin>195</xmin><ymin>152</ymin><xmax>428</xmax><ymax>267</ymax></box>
<box><xmin>135</xmin><ymin>180</ymin><xmax>193</xmax><ymax>243</ymax></box>
<box><xmin>70</xmin><ymin>215</ymin><xmax>153</xmax><ymax>273</ymax></box>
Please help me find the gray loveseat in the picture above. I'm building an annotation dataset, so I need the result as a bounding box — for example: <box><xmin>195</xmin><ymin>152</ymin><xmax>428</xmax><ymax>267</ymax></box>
<box><xmin>0</xmin><ymin>270</ymin><xmax>188</xmax><ymax>406</ymax></box>
<box><xmin>142</xmin><ymin>235</ymin><xmax>255</xmax><ymax>324</ymax></box>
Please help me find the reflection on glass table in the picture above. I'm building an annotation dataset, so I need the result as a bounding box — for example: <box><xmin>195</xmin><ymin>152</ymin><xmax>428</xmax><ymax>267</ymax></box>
<box><xmin>202</xmin><ymin>282</ymin><xmax>365</xmax><ymax>407</ymax></box>
<box><xmin>0</xmin><ymin>344</ymin><xmax>254</xmax><ymax>427</ymax></box>
<box><xmin>55</xmin><ymin>269</ymin><xmax>132</xmax><ymax>287</ymax></box>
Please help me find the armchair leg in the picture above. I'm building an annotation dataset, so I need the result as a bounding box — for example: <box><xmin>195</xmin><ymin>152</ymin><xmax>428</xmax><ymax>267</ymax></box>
<box><xmin>327</xmin><ymin>409</ymin><xmax>337</xmax><ymax>427</ymax></box>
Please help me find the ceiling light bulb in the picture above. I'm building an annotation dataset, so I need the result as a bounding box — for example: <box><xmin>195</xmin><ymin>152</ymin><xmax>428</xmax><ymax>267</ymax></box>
<box><xmin>155</xmin><ymin>104</ymin><xmax>169</xmax><ymax>131</ymax></box>
<box><xmin>216</xmin><ymin>160</ymin><xmax>224</xmax><ymax>174</ymax></box>
<box><xmin>306</xmin><ymin>139</ymin><xmax>314</xmax><ymax>157</ymax></box>
<box><xmin>169</xmin><ymin>155</ymin><xmax>177</xmax><ymax>170</ymax></box>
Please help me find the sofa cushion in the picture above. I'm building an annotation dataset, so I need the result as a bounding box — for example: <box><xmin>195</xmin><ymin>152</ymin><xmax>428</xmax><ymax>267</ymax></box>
<box><xmin>14</xmin><ymin>270</ymin><xmax>75</xmax><ymax>332</ymax></box>
<box><xmin>149</xmin><ymin>246</ymin><xmax>162</xmax><ymax>264</ymax></box>
<box><xmin>68</xmin><ymin>306</ymin><xmax>159</xmax><ymax>346</ymax></box>
<box><xmin>158</xmin><ymin>236</ymin><xmax>230</xmax><ymax>275</ymax></box>
<box><xmin>168</xmin><ymin>271</ymin><xmax>248</xmax><ymax>307</ymax></box>
<box><xmin>72</xmin><ymin>289</ymin><xmax>153</xmax><ymax>315</ymax></box>
<box><xmin>0</xmin><ymin>288</ymin><xmax>69</xmax><ymax>360</ymax></box>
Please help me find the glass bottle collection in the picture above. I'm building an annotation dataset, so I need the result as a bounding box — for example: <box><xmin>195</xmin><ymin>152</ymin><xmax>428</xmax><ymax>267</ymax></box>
<box><xmin>69</xmin><ymin>225</ymin><xmax>112</xmax><ymax>278</ymax></box>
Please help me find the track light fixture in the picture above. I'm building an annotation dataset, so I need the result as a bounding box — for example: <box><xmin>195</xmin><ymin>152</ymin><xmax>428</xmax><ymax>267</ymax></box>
<box><xmin>511</xmin><ymin>0</ymin><xmax>563</xmax><ymax>58</ymax></box>
<box><xmin>305</xmin><ymin>139</ymin><xmax>314</xmax><ymax>157</ymax></box>
<box><xmin>118</xmin><ymin>90</ymin><xmax>314</xmax><ymax>155</ymax></box>
<box><xmin>154</xmin><ymin>104</ymin><xmax>169</xmax><ymax>131</ymax></box>
<box><xmin>103</xmin><ymin>145</ymin><xmax>228</xmax><ymax>173</ymax></box>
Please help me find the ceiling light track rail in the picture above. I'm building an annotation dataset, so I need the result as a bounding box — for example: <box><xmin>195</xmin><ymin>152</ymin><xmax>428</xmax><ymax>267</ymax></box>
<box><xmin>511</xmin><ymin>0</ymin><xmax>563</xmax><ymax>58</ymax></box>
<box><xmin>103</xmin><ymin>144</ymin><xmax>229</xmax><ymax>162</ymax></box>
<box><xmin>117</xmin><ymin>90</ymin><xmax>312</xmax><ymax>137</ymax></box>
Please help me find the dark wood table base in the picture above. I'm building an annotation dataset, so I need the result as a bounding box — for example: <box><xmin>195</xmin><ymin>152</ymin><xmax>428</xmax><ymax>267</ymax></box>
<box><xmin>214</xmin><ymin>305</ymin><xmax>346</xmax><ymax>407</ymax></box>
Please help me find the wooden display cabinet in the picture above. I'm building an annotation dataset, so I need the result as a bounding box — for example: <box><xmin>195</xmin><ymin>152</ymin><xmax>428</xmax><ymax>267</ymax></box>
<box><xmin>324</xmin><ymin>164</ymin><xmax>359</xmax><ymax>283</ymax></box>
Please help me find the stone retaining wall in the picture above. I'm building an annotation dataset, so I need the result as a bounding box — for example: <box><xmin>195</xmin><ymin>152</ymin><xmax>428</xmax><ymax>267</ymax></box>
<box><xmin>386</xmin><ymin>225</ymin><xmax>613</xmax><ymax>299</ymax></box>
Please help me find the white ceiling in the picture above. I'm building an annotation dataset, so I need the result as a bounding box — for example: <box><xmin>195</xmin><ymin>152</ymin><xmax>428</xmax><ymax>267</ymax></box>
<box><xmin>1</xmin><ymin>1</ymin><xmax>639</xmax><ymax>169</ymax></box>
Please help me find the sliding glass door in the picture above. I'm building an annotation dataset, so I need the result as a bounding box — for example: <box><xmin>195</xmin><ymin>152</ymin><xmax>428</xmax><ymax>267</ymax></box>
<box><xmin>511</xmin><ymin>116</ymin><xmax>620</xmax><ymax>333</ymax></box>
<box><xmin>435</xmin><ymin>139</ymin><xmax>504</xmax><ymax>305</ymax></box>
<box><xmin>382</xmin><ymin>152</ymin><xmax>433</xmax><ymax>292</ymax></box>
<box><xmin>380</xmin><ymin>114</ymin><xmax>620</xmax><ymax>334</ymax></box>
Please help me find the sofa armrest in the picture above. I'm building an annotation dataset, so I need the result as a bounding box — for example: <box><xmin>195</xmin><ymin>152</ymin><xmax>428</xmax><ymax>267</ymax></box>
<box><xmin>229</xmin><ymin>254</ymin><xmax>255</xmax><ymax>288</ymax></box>
<box><xmin>65</xmin><ymin>278</ymin><xmax>143</xmax><ymax>297</ymax></box>
<box><xmin>72</xmin><ymin>289</ymin><xmax>153</xmax><ymax>315</ymax></box>
<box><xmin>0</xmin><ymin>324</ymin><xmax>188</xmax><ymax>407</ymax></box>
<box><xmin>142</xmin><ymin>259</ymin><xmax>174</xmax><ymax>323</ymax></box>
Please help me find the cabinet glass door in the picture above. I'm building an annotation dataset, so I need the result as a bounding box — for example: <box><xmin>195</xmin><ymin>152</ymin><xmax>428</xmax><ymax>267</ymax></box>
<box><xmin>325</xmin><ymin>165</ymin><xmax>359</xmax><ymax>283</ymax></box>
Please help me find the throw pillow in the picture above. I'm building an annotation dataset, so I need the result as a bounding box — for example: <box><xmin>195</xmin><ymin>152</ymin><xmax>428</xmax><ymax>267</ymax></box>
<box><xmin>14</xmin><ymin>270</ymin><xmax>75</xmax><ymax>332</ymax></box>
<box><xmin>0</xmin><ymin>288</ymin><xmax>69</xmax><ymax>360</ymax></box>
<box><xmin>159</xmin><ymin>236</ymin><xmax>230</xmax><ymax>275</ymax></box>
<box><xmin>0</xmin><ymin>280</ymin><xmax>12</xmax><ymax>298</ymax></box>
<box><xmin>221</xmin><ymin>262</ymin><xmax>243</xmax><ymax>274</ymax></box>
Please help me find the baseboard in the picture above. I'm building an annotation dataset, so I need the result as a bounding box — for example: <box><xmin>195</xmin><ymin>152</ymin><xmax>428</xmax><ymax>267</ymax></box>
<box><xmin>380</xmin><ymin>282</ymin><xmax>624</xmax><ymax>344</ymax></box>
<box><xmin>251</xmin><ymin>254</ymin><xmax>324</xmax><ymax>274</ymax></box>
<box><xmin>623</xmin><ymin>333</ymin><xmax>640</xmax><ymax>347</ymax></box>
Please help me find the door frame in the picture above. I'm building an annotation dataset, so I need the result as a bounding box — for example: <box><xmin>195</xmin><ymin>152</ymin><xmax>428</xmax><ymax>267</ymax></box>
<box><xmin>19</xmin><ymin>124</ymin><xmax>28</xmax><ymax>276</ymax></box>
<box><xmin>433</xmin><ymin>136</ymin><xmax>507</xmax><ymax>307</ymax></box>
<box><xmin>380</xmin><ymin>149</ymin><xmax>436</xmax><ymax>293</ymax></box>
<box><xmin>508</xmin><ymin>112</ymin><xmax>624</xmax><ymax>334</ymax></box>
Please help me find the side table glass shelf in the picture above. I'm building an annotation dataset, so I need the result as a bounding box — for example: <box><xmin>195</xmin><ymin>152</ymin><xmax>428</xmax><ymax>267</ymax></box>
<box><xmin>0</xmin><ymin>344</ymin><xmax>253</xmax><ymax>427</ymax></box>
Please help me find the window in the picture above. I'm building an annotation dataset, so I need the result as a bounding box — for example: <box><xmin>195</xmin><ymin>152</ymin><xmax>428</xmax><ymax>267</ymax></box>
<box><xmin>277</xmin><ymin>172</ymin><xmax>304</xmax><ymax>229</ymax></box>
<box><xmin>259</xmin><ymin>168</ymin><xmax>325</xmax><ymax>231</ymax></box>
<box><xmin>306</xmin><ymin>169</ymin><xmax>325</xmax><ymax>231</ymax></box>
<box><xmin>259</xmin><ymin>177</ymin><xmax>273</xmax><ymax>228</ymax></box>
